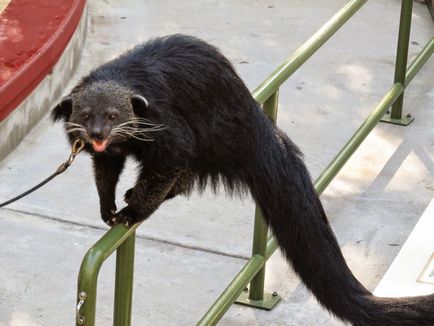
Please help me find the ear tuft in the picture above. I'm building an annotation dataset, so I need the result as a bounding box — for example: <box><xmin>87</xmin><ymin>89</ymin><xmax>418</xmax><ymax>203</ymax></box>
<box><xmin>51</xmin><ymin>96</ymin><xmax>72</xmax><ymax>122</ymax></box>
<box><xmin>131</xmin><ymin>95</ymin><xmax>149</xmax><ymax>116</ymax></box>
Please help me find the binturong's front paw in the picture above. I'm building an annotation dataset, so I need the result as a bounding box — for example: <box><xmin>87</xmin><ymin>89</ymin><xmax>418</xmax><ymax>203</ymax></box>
<box><xmin>101</xmin><ymin>205</ymin><xmax>117</xmax><ymax>226</ymax></box>
<box><xmin>109</xmin><ymin>206</ymin><xmax>141</xmax><ymax>228</ymax></box>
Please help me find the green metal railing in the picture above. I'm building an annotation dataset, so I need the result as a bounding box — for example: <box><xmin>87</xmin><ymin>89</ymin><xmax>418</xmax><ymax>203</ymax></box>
<box><xmin>76</xmin><ymin>0</ymin><xmax>434</xmax><ymax>324</ymax></box>
<box><xmin>76</xmin><ymin>224</ymin><xmax>140</xmax><ymax>325</ymax></box>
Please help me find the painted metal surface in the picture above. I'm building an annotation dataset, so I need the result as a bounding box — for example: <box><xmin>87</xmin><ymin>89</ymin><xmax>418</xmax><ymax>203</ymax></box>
<box><xmin>236</xmin><ymin>290</ymin><xmax>281</xmax><ymax>310</ymax></box>
<box><xmin>113</xmin><ymin>233</ymin><xmax>136</xmax><ymax>326</ymax></box>
<box><xmin>390</xmin><ymin>0</ymin><xmax>413</xmax><ymax>122</ymax></box>
<box><xmin>405</xmin><ymin>36</ymin><xmax>434</xmax><ymax>87</ymax></box>
<box><xmin>76</xmin><ymin>223</ymin><xmax>140</xmax><ymax>326</ymax></box>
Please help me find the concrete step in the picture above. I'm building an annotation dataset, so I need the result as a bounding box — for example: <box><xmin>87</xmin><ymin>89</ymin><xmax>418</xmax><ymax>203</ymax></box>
<box><xmin>374</xmin><ymin>198</ymin><xmax>434</xmax><ymax>297</ymax></box>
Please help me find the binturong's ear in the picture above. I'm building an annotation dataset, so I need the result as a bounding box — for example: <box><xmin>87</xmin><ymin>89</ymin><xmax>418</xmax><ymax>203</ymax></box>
<box><xmin>131</xmin><ymin>94</ymin><xmax>149</xmax><ymax>118</ymax></box>
<box><xmin>51</xmin><ymin>96</ymin><xmax>72</xmax><ymax>122</ymax></box>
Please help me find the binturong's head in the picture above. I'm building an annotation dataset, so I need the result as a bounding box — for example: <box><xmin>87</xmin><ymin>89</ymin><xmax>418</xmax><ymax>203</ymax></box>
<box><xmin>51</xmin><ymin>81</ymin><xmax>164</xmax><ymax>152</ymax></box>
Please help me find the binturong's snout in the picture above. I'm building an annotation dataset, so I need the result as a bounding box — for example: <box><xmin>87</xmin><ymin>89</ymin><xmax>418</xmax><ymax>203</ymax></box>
<box><xmin>89</xmin><ymin>127</ymin><xmax>109</xmax><ymax>152</ymax></box>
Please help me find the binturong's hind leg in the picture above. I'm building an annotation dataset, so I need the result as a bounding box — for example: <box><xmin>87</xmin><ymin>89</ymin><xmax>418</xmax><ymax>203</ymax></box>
<box><xmin>123</xmin><ymin>169</ymin><xmax>194</xmax><ymax>203</ymax></box>
<box><xmin>164</xmin><ymin>170</ymin><xmax>194</xmax><ymax>200</ymax></box>
<box><xmin>113</xmin><ymin>169</ymin><xmax>181</xmax><ymax>227</ymax></box>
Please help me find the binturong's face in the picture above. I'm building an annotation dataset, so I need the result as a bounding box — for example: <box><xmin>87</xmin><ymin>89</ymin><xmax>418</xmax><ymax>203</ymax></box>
<box><xmin>51</xmin><ymin>82</ymin><xmax>163</xmax><ymax>152</ymax></box>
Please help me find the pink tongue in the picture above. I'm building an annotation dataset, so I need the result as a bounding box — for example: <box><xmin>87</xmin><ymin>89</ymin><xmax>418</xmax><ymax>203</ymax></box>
<box><xmin>92</xmin><ymin>140</ymin><xmax>108</xmax><ymax>152</ymax></box>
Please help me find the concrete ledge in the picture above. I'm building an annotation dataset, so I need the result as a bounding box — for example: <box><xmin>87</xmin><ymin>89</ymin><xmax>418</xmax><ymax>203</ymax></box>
<box><xmin>374</xmin><ymin>198</ymin><xmax>434</xmax><ymax>297</ymax></box>
<box><xmin>0</xmin><ymin>2</ymin><xmax>88</xmax><ymax>162</ymax></box>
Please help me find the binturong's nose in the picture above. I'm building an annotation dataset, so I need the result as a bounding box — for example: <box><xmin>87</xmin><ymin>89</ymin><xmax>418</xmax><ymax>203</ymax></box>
<box><xmin>89</xmin><ymin>126</ymin><xmax>109</xmax><ymax>152</ymax></box>
<box><xmin>89</xmin><ymin>127</ymin><xmax>104</xmax><ymax>140</ymax></box>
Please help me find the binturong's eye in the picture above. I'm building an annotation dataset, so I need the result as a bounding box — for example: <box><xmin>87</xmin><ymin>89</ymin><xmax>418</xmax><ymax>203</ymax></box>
<box><xmin>82</xmin><ymin>112</ymin><xmax>90</xmax><ymax>120</ymax></box>
<box><xmin>108</xmin><ymin>113</ymin><xmax>118</xmax><ymax>121</ymax></box>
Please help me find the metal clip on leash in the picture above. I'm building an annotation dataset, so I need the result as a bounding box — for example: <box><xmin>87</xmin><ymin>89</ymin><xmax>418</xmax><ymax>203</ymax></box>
<box><xmin>0</xmin><ymin>139</ymin><xmax>85</xmax><ymax>208</ymax></box>
<box><xmin>56</xmin><ymin>138</ymin><xmax>85</xmax><ymax>174</ymax></box>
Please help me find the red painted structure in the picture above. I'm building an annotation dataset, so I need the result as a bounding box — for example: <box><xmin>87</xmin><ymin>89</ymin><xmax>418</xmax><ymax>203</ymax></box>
<box><xmin>0</xmin><ymin>0</ymin><xmax>86</xmax><ymax>121</ymax></box>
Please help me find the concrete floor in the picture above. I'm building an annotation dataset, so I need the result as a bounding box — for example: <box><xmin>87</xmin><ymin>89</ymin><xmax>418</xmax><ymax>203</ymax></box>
<box><xmin>0</xmin><ymin>0</ymin><xmax>434</xmax><ymax>325</ymax></box>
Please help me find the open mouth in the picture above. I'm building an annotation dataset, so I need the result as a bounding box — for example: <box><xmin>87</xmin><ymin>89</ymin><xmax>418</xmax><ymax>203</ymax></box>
<box><xmin>91</xmin><ymin>139</ymin><xmax>109</xmax><ymax>152</ymax></box>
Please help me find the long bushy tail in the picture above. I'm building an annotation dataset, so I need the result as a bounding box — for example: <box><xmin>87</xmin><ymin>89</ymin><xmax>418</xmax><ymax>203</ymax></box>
<box><xmin>246</xmin><ymin>110</ymin><xmax>434</xmax><ymax>325</ymax></box>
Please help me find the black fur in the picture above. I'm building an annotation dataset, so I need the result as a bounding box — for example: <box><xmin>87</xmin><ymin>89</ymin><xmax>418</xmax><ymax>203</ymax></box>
<box><xmin>53</xmin><ymin>34</ymin><xmax>434</xmax><ymax>325</ymax></box>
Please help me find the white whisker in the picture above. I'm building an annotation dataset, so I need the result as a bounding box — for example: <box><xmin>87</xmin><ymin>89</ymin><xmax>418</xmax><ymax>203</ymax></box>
<box><xmin>110</xmin><ymin>128</ymin><xmax>154</xmax><ymax>142</ymax></box>
<box><xmin>66</xmin><ymin>128</ymin><xmax>86</xmax><ymax>134</ymax></box>
<box><xmin>113</xmin><ymin>126</ymin><xmax>165</xmax><ymax>134</ymax></box>
<box><xmin>65</xmin><ymin>122</ymin><xmax>84</xmax><ymax>128</ymax></box>
<box><xmin>66</xmin><ymin>118</ymin><xmax>165</xmax><ymax>144</ymax></box>
<box><xmin>114</xmin><ymin>118</ymin><xmax>165</xmax><ymax>129</ymax></box>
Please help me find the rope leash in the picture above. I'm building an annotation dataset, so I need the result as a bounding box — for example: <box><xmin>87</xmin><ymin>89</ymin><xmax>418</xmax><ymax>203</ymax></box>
<box><xmin>0</xmin><ymin>139</ymin><xmax>85</xmax><ymax>208</ymax></box>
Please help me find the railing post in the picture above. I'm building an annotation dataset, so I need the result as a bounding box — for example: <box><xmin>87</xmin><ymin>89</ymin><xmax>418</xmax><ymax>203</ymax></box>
<box><xmin>381</xmin><ymin>0</ymin><xmax>414</xmax><ymax>126</ymax></box>
<box><xmin>235</xmin><ymin>91</ymin><xmax>281</xmax><ymax>310</ymax></box>
<box><xmin>113</xmin><ymin>232</ymin><xmax>136</xmax><ymax>326</ymax></box>
<box><xmin>76</xmin><ymin>250</ymin><xmax>104</xmax><ymax>326</ymax></box>
<box><xmin>248</xmin><ymin>207</ymin><xmax>269</xmax><ymax>301</ymax></box>
<box><xmin>76</xmin><ymin>223</ymin><xmax>141</xmax><ymax>326</ymax></box>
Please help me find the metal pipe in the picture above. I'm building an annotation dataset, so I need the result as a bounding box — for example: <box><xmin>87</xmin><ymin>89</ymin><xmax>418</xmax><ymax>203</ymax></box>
<box><xmin>197</xmin><ymin>255</ymin><xmax>265</xmax><ymax>326</ymax></box>
<box><xmin>263</xmin><ymin>89</ymin><xmax>279</xmax><ymax>122</ymax></box>
<box><xmin>248</xmin><ymin>91</ymin><xmax>279</xmax><ymax>301</ymax></box>
<box><xmin>76</xmin><ymin>223</ymin><xmax>141</xmax><ymax>326</ymax></box>
<box><xmin>252</xmin><ymin>0</ymin><xmax>368</xmax><ymax>104</ymax></box>
<box><xmin>265</xmin><ymin>234</ymin><xmax>279</xmax><ymax>260</ymax></box>
<box><xmin>390</xmin><ymin>0</ymin><xmax>413</xmax><ymax>119</ymax></box>
<box><xmin>248</xmin><ymin>200</ymin><xmax>269</xmax><ymax>301</ymax></box>
<box><xmin>405</xmin><ymin>36</ymin><xmax>434</xmax><ymax>87</ymax></box>
<box><xmin>113</xmin><ymin>233</ymin><xmax>136</xmax><ymax>326</ymax></box>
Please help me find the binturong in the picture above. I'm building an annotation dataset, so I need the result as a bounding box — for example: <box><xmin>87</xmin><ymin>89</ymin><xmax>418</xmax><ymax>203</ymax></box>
<box><xmin>52</xmin><ymin>34</ymin><xmax>434</xmax><ymax>325</ymax></box>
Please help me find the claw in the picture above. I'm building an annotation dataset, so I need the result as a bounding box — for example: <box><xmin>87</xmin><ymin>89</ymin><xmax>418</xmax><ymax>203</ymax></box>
<box><xmin>115</xmin><ymin>216</ymin><xmax>124</xmax><ymax>224</ymax></box>
<box><xmin>124</xmin><ymin>217</ymin><xmax>137</xmax><ymax>228</ymax></box>
<box><xmin>105</xmin><ymin>216</ymin><xmax>117</xmax><ymax>227</ymax></box>
<box><xmin>112</xmin><ymin>206</ymin><xmax>139</xmax><ymax>228</ymax></box>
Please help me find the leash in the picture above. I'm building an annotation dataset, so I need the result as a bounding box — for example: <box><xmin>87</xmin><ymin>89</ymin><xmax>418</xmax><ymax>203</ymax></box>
<box><xmin>0</xmin><ymin>139</ymin><xmax>85</xmax><ymax>208</ymax></box>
